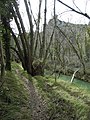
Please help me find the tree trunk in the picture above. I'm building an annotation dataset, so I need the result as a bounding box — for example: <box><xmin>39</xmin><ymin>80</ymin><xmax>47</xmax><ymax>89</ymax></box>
<box><xmin>24</xmin><ymin>0</ymin><xmax>34</xmax><ymax>74</ymax></box>
<box><xmin>0</xmin><ymin>39</ymin><xmax>5</xmax><ymax>78</ymax></box>
<box><xmin>40</xmin><ymin>0</ymin><xmax>47</xmax><ymax>59</ymax></box>
<box><xmin>34</xmin><ymin>0</ymin><xmax>42</xmax><ymax>56</ymax></box>
<box><xmin>1</xmin><ymin>15</ymin><xmax>11</xmax><ymax>71</ymax></box>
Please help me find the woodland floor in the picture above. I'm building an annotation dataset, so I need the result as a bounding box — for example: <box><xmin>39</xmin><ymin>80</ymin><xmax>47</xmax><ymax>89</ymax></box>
<box><xmin>20</xmin><ymin>75</ymin><xmax>76</xmax><ymax>120</ymax></box>
<box><xmin>15</xmin><ymin>66</ymin><xmax>77</xmax><ymax>120</ymax></box>
<box><xmin>0</xmin><ymin>63</ymin><xmax>90</xmax><ymax>120</ymax></box>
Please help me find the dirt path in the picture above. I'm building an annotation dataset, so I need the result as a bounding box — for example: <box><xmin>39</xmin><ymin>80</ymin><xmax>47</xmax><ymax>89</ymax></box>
<box><xmin>22</xmin><ymin>76</ymin><xmax>48</xmax><ymax>120</ymax></box>
<box><xmin>15</xmin><ymin>69</ymin><xmax>48</xmax><ymax>120</ymax></box>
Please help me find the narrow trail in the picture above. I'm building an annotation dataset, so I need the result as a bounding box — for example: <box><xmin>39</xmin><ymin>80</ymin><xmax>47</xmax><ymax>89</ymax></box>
<box><xmin>14</xmin><ymin>68</ymin><xmax>90</xmax><ymax>120</ymax></box>
<box><xmin>21</xmin><ymin>75</ymin><xmax>48</xmax><ymax>120</ymax></box>
<box><xmin>15</xmin><ymin>69</ymin><xmax>48</xmax><ymax>120</ymax></box>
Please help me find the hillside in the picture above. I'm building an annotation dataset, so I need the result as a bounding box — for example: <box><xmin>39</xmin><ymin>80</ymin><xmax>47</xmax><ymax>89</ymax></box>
<box><xmin>45</xmin><ymin>17</ymin><xmax>90</xmax><ymax>81</ymax></box>
<box><xmin>0</xmin><ymin>62</ymin><xmax>90</xmax><ymax>120</ymax></box>
<box><xmin>0</xmin><ymin>64</ymin><xmax>31</xmax><ymax>120</ymax></box>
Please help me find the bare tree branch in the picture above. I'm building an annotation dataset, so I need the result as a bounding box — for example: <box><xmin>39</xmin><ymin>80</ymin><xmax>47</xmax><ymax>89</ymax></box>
<box><xmin>72</xmin><ymin>0</ymin><xmax>82</xmax><ymax>13</ymax></box>
<box><xmin>57</xmin><ymin>0</ymin><xmax>90</xmax><ymax>19</ymax></box>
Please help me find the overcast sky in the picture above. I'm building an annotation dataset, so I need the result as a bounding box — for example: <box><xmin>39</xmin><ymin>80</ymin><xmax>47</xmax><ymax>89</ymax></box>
<box><xmin>12</xmin><ymin>0</ymin><xmax>90</xmax><ymax>32</ymax></box>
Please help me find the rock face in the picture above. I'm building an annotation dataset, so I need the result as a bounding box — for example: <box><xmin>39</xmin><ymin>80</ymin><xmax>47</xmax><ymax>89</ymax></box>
<box><xmin>45</xmin><ymin>17</ymin><xmax>90</xmax><ymax>80</ymax></box>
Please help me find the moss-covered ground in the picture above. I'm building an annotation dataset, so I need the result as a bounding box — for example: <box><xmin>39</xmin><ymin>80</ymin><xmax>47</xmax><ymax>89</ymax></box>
<box><xmin>0</xmin><ymin>62</ymin><xmax>90</xmax><ymax>120</ymax></box>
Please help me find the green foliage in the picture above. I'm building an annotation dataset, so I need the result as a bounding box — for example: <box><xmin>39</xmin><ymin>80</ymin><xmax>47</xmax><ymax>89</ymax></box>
<box><xmin>0</xmin><ymin>1</ymin><xmax>11</xmax><ymax>16</ymax></box>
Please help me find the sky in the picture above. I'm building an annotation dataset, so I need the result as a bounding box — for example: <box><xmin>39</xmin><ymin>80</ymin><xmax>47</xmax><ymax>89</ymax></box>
<box><xmin>12</xmin><ymin>0</ymin><xmax>90</xmax><ymax>32</ymax></box>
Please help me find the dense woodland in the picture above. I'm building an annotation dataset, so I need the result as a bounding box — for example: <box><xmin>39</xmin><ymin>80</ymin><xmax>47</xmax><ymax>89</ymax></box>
<box><xmin>0</xmin><ymin>0</ymin><xmax>90</xmax><ymax>120</ymax></box>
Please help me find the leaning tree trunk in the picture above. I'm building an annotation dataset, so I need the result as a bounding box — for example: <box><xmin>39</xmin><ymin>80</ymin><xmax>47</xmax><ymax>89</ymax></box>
<box><xmin>24</xmin><ymin>0</ymin><xmax>34</xmax><ymax>75</ymax></box>
<box><xmin>34</xmin><ymin>0</ymin><xmax>42</xmax><ymax>57</ymax></box>
<box><xmin>7</xmin><ymin>25</ymin><xmax>26</xmax><ymax>70</ymax></box>
<box><xmin>24</xmin><ymin>0</ymin><xmax>34</xmax><ymax>56</ymax></box>
<box><xmin>39</xmin><ymin>0</ymin><xmax>47</xmax><ymax>59</ymax></box>
<box><xmin>11</xmin><ymin>2</ymin><xmax>32</xmax><ymax>73</ymax></box>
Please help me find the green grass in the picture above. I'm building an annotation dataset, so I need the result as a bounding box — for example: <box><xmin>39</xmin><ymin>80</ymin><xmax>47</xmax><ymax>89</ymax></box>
<box><xmin>1</xmin><ymin>62</ymin><xmax>90</xmax><ymax>120</ymax></box>
<box><xmin>34</xmin><ymin>76</ymin><xmax>90</xmax><ymax>120</ymax></box>
<box><xmin>0</xmin><ymin>63</ymin><xmax>31</xmax><ymax>120</ymax></box>
<box><xmin>58</xmin><ymin>74</ymin><xmax>90</xmax><ymax>91</ymax></box>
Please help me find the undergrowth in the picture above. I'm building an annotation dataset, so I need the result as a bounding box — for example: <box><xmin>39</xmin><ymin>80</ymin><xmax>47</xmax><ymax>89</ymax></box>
<box><xmin>0</xmin><ymin>62</ymin><xmax>31</xmax><ymax>120</ymax></box>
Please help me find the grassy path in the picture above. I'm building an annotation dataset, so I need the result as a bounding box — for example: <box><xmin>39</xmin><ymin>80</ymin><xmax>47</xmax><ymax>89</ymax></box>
<box><xmin>34</xmin><ymin>76</ymin><xmax>90</xmax><ymax>120</ymax></box>
<box><xmin>1</xmin><ymin>62</ymin><xmax>90</xmax><ymax>120</ymax></box>
<box><xmin>14</xmin><ymin>63</ymin><xmax>90</xmax><ymax>120</ymax></box>
<box><xmin>23</xmin><ymin>78</ymin><xmax>48</xmax><ymax>120</ymax></box>
<box><xmin>14</xmin><ymin>65</ymin><xmax>48</xmax><ymax>120</ymax></box>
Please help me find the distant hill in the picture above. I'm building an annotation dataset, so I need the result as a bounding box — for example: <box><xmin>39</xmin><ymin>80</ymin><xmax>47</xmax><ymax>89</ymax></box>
<box><xmin>46</xmin><ymin>17</ymin><xmax>88</xmax><ymax>58</ymax></box>
<box><xmin>45</xmin><ymin>17</ymin><xmax>90</xmax><ymax>78</ymax></box>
